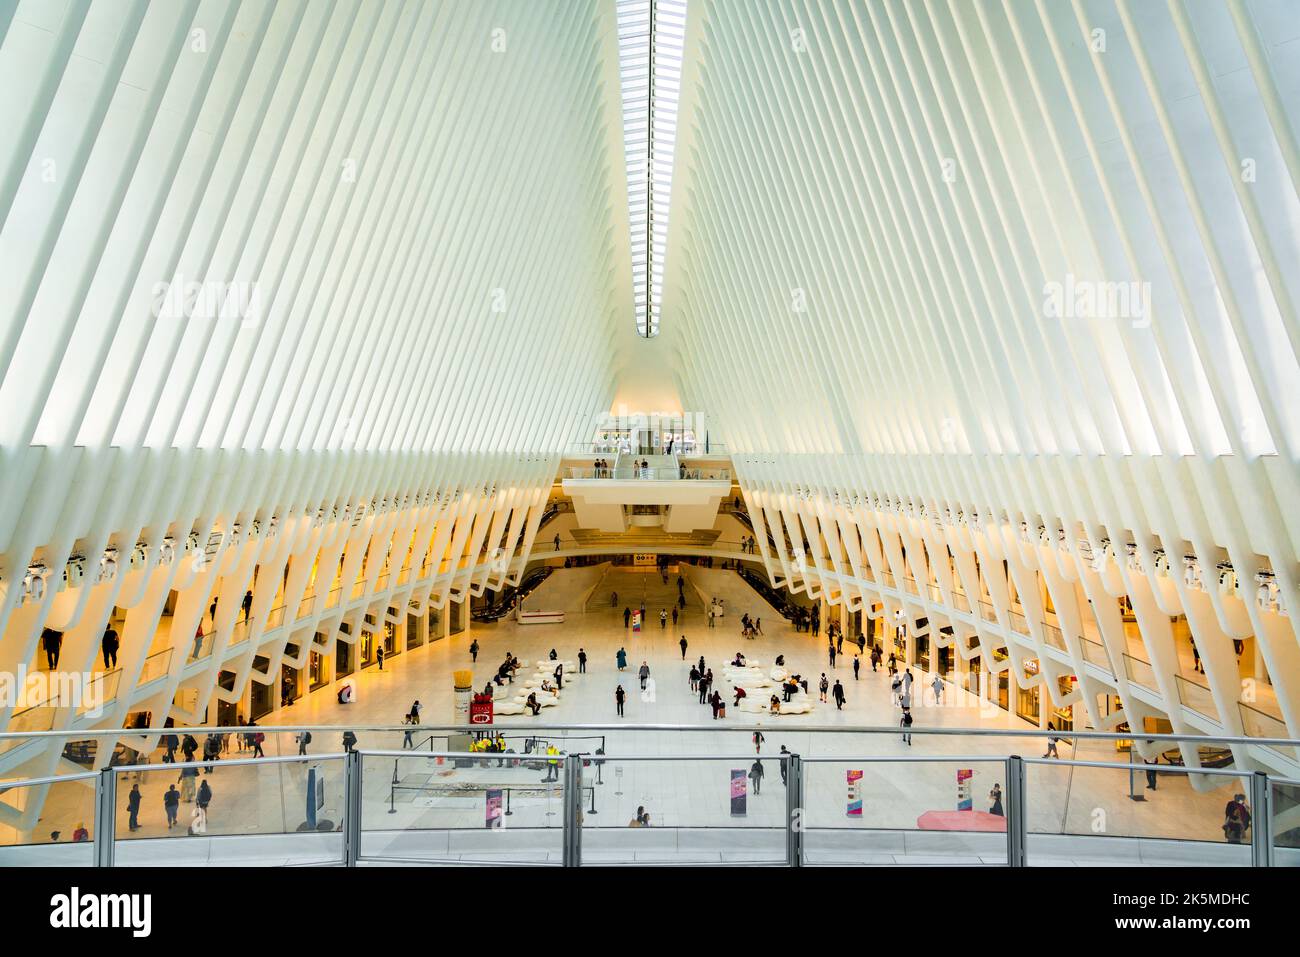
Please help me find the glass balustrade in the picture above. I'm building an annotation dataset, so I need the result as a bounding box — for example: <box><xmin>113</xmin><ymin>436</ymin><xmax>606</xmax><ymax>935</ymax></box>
<box><xmin>1</xmin><ymin>727</ymin><xmax>1296</xmax><ymax>867</ymax></box>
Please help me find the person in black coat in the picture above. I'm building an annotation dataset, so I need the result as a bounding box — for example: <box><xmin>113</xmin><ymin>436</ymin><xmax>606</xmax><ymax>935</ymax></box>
<box><xmin>197</xmin><ymin>779</ymin><xmax>212</xmax><ymax>810</ymax></box>
<box><xmin>102</xmin><ymin>627</ymin><xmax>119</xmax><ymax>669</ymax></box>
<box><xmin>126</xmin><ymin>784</ymin><xmax>142</xmax><ymax>831</ymax></box>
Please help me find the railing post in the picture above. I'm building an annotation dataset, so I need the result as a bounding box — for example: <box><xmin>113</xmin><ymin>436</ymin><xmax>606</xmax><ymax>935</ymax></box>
<box><xmin>93</xmin><ymin>767</ymin><xmax>116</xmax><ymax>868</ymax></box>
<box><xmin>562</xmin><ymin>755</ymin><xmax>583</xmax><ymax>867</ymax></box>
<box><xmin>1005</xmin><ymin>755</ymin><xmax>1027</xmax><ymax>867</ymax></box>
<box><xmin>785</xmin><ymin>753</ymin><xmax>803</xmax><ymax>867</ymax></box>
<box><xmin>1250</xmin><ymin>771</ymin><xmax>1273</xmax><ymax>867</ymax></box>
<box><xmin>343</xmin><ymin>749</ymin><xmax>362</xmax><ymax>866</ymax></box>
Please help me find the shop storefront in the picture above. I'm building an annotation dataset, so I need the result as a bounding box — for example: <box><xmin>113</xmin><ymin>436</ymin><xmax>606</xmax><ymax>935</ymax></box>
<box><xmin>381</xmin><ymin>621</ymin><xmax>397</xmax><ymax>660</ymax></box>
<box><xmin>1050</xmin><ymin>675</ymin><xmax>1076</xmax><ymax>731</ymax></box>
<box><xmin>280</xmin><ymin>647</ymin><xmax>301</xmax><ymax>707</ymax></box>
<box><xmin>336</xmin><ymin>639</ymin><xmax>354</xmax><ymax>679</ymax></box>
<box><xmin>250</xmin><ymin>656</ymin><xmax>274</xmax><ymax>719</ymax></box>
<box><xmin>1016</xmin><ymin>660</ymin><xmax>1041</xmax><ymax>725</ymax></box>
<box><xmin>359</xmin><ymin>630</ymin><xmax>376</xmax><ymax>669</ymax></box>
<box><xmin>406</xmin><ymin>613</ymin><xmax>424</xmax><ymax>651</ymax></box>
<box><xmin>308</xmin><ymin>649</ymin><xmax>329</xmax><ymax>692</ymax></box>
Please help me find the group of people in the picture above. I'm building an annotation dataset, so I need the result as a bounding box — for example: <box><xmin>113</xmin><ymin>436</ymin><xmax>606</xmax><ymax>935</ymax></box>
<box><xmin>740</xmin><ymin>613</ymin><xmax>763</xmax><ymax>638</ymax></box>
<box><xmin>592</xmin><ymin>458</ymin><xmax>613</xmax><ymax>478</ymax></box>
<box><xmin>688</xmin><ymin>656</ymin><xmax>726</xmax><ymax>718</ymax></box>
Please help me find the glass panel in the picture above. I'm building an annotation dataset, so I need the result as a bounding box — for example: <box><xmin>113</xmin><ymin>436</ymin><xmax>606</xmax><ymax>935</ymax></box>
<box><xmin>360</xmin><ymin>749</ymin><xmax>564</xmax><ymax>864</ymax></box>
<box><xmin>581</xmin><ymin>756</ymin><xmax>784</xmax><ymax>865</ymax></box>
<box><xmin>1026</xmin><ymin>759</ymin><xmax>1251</xmax><ymax>865</ymax></box>
<box><xmin>1270</xmin><ymin>780</ymin><xmax>1300</xmax><ymax>866</ymax></box>
<box><xmin>1174</xmin><ymin>674</ymin><xmax>1220</xmax><ymax>721</ymax></box>
<box><xmin>1081</xmin><ymin>637</ymin><xmax>1114</xmax><ymax>674</ymax></box>
<box><xmin>0</xmin><ymin>777</ymin><xmax>97</xmax><ymax>865</ymax></box>
<box><xmin>1123</xmin><ymin>653</ymin><xmax>1157</xmax><ymax>689</ymax></box>
<box><xmin>803</xmin><ymin>759</ymin><xmax>1008</xmax><ymax>865</ymax></box>
<box><xmin>112</xmin><ymin>757</ymin><xmax>345</xmax><ymax>866</ymax></box>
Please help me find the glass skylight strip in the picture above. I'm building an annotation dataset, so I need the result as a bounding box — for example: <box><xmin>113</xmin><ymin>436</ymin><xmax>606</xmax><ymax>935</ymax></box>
<box><xmin>617</xmin><ymin>0</ymin><xmax>687</xmax><ymax>338</ymax></box>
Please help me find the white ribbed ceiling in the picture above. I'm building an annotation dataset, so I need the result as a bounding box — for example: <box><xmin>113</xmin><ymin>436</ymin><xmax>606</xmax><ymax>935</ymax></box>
<box><xmin>0</xmin><ymin>0</ymin><xmax>629</xmax><ymax>458</ymax></box>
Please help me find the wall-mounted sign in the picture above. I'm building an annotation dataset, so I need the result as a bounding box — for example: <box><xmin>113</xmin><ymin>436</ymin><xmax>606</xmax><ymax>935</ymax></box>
<box><xmin>846</xmin><ymin>770</ymin><xmax>863</xmax><ymax>817</ymax></box>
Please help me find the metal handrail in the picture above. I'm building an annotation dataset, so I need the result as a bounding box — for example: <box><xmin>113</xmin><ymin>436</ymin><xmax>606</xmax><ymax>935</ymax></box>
<box><xmin>5</xmin><ymin>724</ymin><xmax>1296</xmax><ymax>747</ymax></box>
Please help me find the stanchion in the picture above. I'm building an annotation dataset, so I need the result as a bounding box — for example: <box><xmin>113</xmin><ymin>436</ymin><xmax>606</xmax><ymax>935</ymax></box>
<box><xmin>1005</xmin><ymin>755</ymin><xmax>1026</xmax><ymax>867</ymax></box>
<box><xmin>93</xmin><ymin>767</ymin><xmax>116</xmax><ymax>868</ymax></box>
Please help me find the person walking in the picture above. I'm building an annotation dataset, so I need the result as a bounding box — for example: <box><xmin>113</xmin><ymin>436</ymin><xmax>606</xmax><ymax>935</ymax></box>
<box><xmin>164</xmin><ymin>785</ymin><xmax>180</xmax><ymax>828</ymax></box>
<box><xmin>638</xmin><ymin>661</ymin><xmax>650</xmax><ymax>690</ymax></box>
<box><xmin>1042</xmin><ymin>721</ymin><xmax>1060</xmax><ymax>758</ymax></box>
<box><xmin>296</xmin><ymin>730</ymin><xmax>312</xmax><ymax>755</ymax></box>
<box><xmin>853</xmin><ymin>655</ymin><xmax>861</xmax><ymax>680</ymax></box>
<box><xmin>126</xmin><ymin>784</ymin><xmax>142</xmax><ymax>831</ymax></box>
<box><xmin>616</xmin><ymin>647</ymin><xmax>627</xmax><ymax>671</ymax></box>
<box><xmin>828</xmin><ymin>642</ymin><xmax>836</xmax><ymax>668</ymax></box>
<box><xmin>902</xmin><ymin>668</ymin><xmax>914</xmax><ymax>697</ymax></box>
<box><xmin>672</xmin><ymin>606</ymin><xmax>679</xmax><ymax>627</ymax></box>
<box><xmin>931</xmin><ymin>673</ymin><xmax>944</xmax><ymax>705</ymax></box>
<box><xmin>342</xmin><ymin>730</ymin><xmax>357</xmax><ymax>753</ymax></box>
<box><xmin>778</xmin><ymin>746</ymin><xmax>790</xmax><ymax>785</ymax></box>
<box><xmin>679</xmin><ymin>635</ymin><xmax>688</xmax><ymax>659</ymax></box>
<box><xmin>578</xmin><ymin>648</ymin><xmax>587</xmax><ymax>673</ymax></box>
<box><xmin>242</xmin><ymin>589</ymin><xmax>253</xmax><ymax>623</ymax></box>
<box><xmin>832</xmin><ymin>679</ymin><xmax>846</xmax><ymax>711</ymax></box>
<box><xmin>749</xmin><ymin>759</ymin><xmax>764</xmax><ymax>795</ymax></box>
<box><xmin>887</xmin><ymin>652</ymin><xmax>897</xmax><ymax>676</ymax></box>
<box><xmin>753</xmin><ymin>729</ymin><xmax>765</xmax><ymax>754</ymax></box>
<box><xmin>197</xmin><ymin>779</ymin><xmax>212</xmax><ymax>813</ymax></box>
<box><xmin>1223</xmin><ymin>794</ymin><xmax>1252</xmax><ymax>844</ymax></box>
<box><xmin>689</xmin><ymin>665</ymin><xmax>700</xmax><ymax>691</ymax></box>
<box><xmin>624</xmin><ymin>607</ymin><xmax>632</xmax><ymax>629</ymax></box>
<box><xmin>553</xmin><ymin>533</ymin><xmax>561</xmax><ymax>551</ymax></box>
<box><xmin>870</xmin><ymin>646</ymin><xmax>881</xmax><ymax>672</ymax></box>
<box><xmin>469</xmin><ymin>639</ymin><xmax>479</xmax><ymax>662</ymax></box>
<box><xmin>659</xmin><ymin>609</ymin><xmax>668</xmax><ymax>629</ymax></box>
<box><xmin>818</xmin><ymin>673</ymin><xmax>829</xmax><ymax>703</ymax></box>
<box><xmin>376</xmin><ymin>645</ymin><xmax>385</xmax><ymax>671</ymax></box>
<box><xmin>615</xmin><ymin>684</ymin><xmax>626</xmax><ymax>717</ymax></box>
<box><xmin>900</xmin><ymin>707</ymin><xmax>913</xmax><ymax>744</ymax></box>
<box><xmin>178</xmin><ymin>764</ymin><xmax>198</xmax><ymax>803</ymax></box>
<box><xmin>102</xmin><ymin>626</ymin><xmax>119</xmax><ymax>669</ymax></box>
<box><xmin>251</xmin><ymin>728</ymin><xmax>265</xmax><ymax>758</ymax></box>
<box><xmin>41</xmin><ymin>628</ymin><xmax>62</xmax><ymax>670</ymax></box>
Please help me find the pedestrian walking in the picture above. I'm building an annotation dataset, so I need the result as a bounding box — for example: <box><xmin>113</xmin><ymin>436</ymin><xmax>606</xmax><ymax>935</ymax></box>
<box><xmin>615</xmin><ymin>684</ymin><xmax>626</xmax><ymax>716</ymax></box>
<box><xmin>164</xmin><ymin>785</ymin><xmax>180</xmax><ymax>828</ymax></box>
<box><xmin>900</xmin><ymin>707</ymin><xmax>913</xmax><ymax>745</ymax></box>
<box><xmin>578</xmin><ymin>648</ymin><xmax>587</xmax><ymax>673</ymax></box>
<box><xmin>126</xmin><ymin>784</ymin><xmax>142</xmax><ymax>831</ymax></box>
<box><xmin>638</xmin><ymin>661</ymin><xmax>650</xmax><ymax>690</ymax></box>
<box><xmin>469</xmin><ymin>639</ymin><xmax>479</xmax><ymax>662</ymax></box>
<box><xmin>818</xmin><ymin>673</ymin><xmax>829</xmax><ymax>702</ymax></box>
<box><xmin>833</xmin><ymin>679</ymin><xmax>846</xmax><ymax>711</ymax></box>
<box><xmin>753</xmin><ymin>729</ymin><xmax>765</xmax><ymax>753</ymax></box>
<box><xmin>616</xmin><ymin>647</ymin><xmax>627</xmax><ymax>670</ymax></box>
<box><xmin>749</xmin><ymin>759</ymin><xmax>764</xmax><ymax>795</ymax></box>
<box><xmin>853</xmin><ymin>655</ymin><xmax>860</xmax><ymax>680</ymax></box>
<box><xmin>679</xmin><ymin>635</ymin><xmax>688</xmax><ymax>659</ymax></box>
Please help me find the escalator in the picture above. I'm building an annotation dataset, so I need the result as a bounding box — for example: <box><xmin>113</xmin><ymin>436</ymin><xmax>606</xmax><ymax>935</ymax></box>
<box><xmin>472</xmin><ymin>565</ymin><xmax>553</xmax><ymax>622</ymax></box>
<box><xmin>738</xmin><ymin>566</ymin><xmax>802</xmax><ymax>622</ymax></box>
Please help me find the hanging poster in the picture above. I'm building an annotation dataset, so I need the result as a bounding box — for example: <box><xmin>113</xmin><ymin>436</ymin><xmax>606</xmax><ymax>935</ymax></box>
<box><xmin>957</xmin><ymin>768</ymin><xmax>973</xmax><ymax>811</ymax></box>
<box><xmin>486</xmin><ymin>788</ymin><xmax>503</xmax><ymax>828</ymax></box>
<box><xmin>730</xmin><ymin>768</ymin><xmax>747</xmax><ymax>816</ymax></box>
<box><xmin>846</xmin><ymin>769</ymin><xmax>863</xmax><ymax>817</ymax></box>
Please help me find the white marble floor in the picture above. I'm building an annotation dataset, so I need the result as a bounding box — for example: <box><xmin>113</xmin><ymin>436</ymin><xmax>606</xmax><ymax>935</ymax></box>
<box><xmin>8</xmin><ymin>566</ymin><xmax>1255</xmax><ymax>861</ymax></box>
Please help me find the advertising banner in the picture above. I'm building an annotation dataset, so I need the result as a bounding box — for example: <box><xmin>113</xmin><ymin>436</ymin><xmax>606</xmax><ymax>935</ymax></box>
<box><xmin>730</xmin><ymin>768</ymin><xmax>747</xmax><ymax>816</ymax></box>
<box><xmin>957</xmin><ymin>768</ymin><xmax>973</xmax><ymax>810</ymax></box>
<box><xmin>846</xmin><ymin>769</ymin><xmax>863</xmax><ymax>817</ymax></box>
<box><xmin>486</xmin><ymin>788</ymin><xmax>503</xmax><ymax>828</ymax></box>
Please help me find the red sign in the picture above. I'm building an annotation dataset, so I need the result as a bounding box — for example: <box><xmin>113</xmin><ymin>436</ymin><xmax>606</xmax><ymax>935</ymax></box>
<box><xmin>470</xmin><ymin>694</ymin><xmax>494</xmax><ymax>725</ymax></box>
